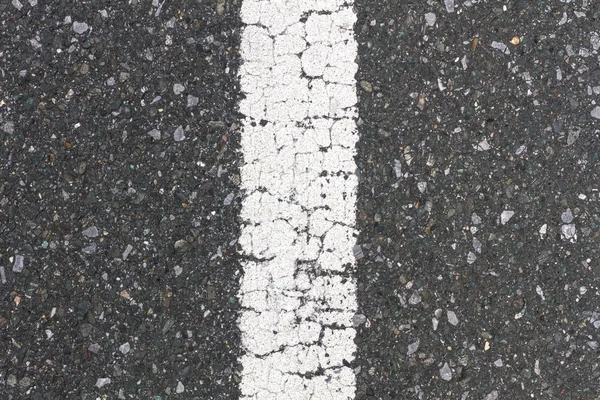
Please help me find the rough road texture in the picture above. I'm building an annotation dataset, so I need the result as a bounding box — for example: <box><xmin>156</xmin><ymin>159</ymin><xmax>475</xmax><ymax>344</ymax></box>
<box><xmin>1</xmin><ymin>1</ymin><xmax>243</xmax><ymax>398</ymax></box>
<box><xmin>237</xmin><ymin>0</ymin><xmax>359</xmax><ymax>398</ymax></box>
<box><xmin>353</xmin><ymin>1</ymin><xmax>600</xmax><ymax>399</ymax></box>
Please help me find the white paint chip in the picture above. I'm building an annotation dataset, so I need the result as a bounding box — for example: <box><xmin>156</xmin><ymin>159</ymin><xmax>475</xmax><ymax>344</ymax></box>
<box><xmin>237</xmin><ymin>0</ymin><xmax>359</xmax><ymax>398</ymax></box>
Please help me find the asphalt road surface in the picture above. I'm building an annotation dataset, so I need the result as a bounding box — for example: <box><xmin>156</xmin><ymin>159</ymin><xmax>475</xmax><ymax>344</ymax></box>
<box><xmin>1</xmin><ymin>0</ymin><xmax>600</xmax><ymax>399</ymax></box>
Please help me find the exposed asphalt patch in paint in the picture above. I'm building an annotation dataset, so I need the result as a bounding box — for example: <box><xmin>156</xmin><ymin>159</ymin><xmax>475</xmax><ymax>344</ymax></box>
<box><xmin>353</xmin><ymin>1</ymin><xmax>600</xmax><ymax>399</ymax></box>
<box><xmin>0</xmin><ymin>0</ymin><xmax>243</xmax><ymax>398</ymax></box>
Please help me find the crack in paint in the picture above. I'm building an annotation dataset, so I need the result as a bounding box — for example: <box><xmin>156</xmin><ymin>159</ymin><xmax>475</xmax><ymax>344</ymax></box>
<box><xmin>237</xmin><ymin>0</ymin><xmax>359</xmax><ymax>398</ymax></box>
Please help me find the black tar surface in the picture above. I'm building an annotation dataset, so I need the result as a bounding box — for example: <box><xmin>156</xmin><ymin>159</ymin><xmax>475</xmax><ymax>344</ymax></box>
<box><xmin>1</xmin><ymin>0</ymin><xmax>243</xmax><ymax>399</ymax></box>
<box><xmin>353</xmin><ymin>1</ymin><xmax>600</xmax><ymax>399</ymax></box>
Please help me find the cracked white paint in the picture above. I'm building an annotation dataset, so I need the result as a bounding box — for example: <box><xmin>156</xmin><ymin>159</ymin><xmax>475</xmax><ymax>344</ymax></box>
<box><xmin>237</xmin><ymin>0</ymin><xmax>359</xmax><ymax>398</ymax></box>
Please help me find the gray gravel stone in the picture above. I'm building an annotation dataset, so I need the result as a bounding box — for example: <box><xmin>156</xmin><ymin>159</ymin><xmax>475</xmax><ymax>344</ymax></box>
<box><xmin>119</xmin><ymin>342</ymin><xmax>131</xmax><ymax>354</ymax></box>
<box><xmin>173</xmin><ymin>83</ymin><xmax>185</xmax><ymax>95</ymax></box>
<box><xmin>12</xmin><ymin>255</ymin><xmax>24</xmax><ymax>273</ymax></box>
<box><xmin>173</xmin><ymin>125</ymin><xmax>185</xmax><ymax>141</ymax></box>
<box><xmin>88</xmin><ymin>343</ymin><xmax>101</xmax><ymax>354</ymax></box>
<box><xmin>147</xmin><ymin>128</ymin><xmax>161</xmax><ymax>140</ymax></box>
<box><xmin>425</xmin><ymin>13</ymin><xmax>436</xmax><ymax>26</ymax></box>
<box><xmin>187</xmin><ymin>95</ymin><xmax>199</xmax><ymax>107</ymax></box>
<box><xmin>447</xmin><ymin>310</ymin><xmax>459</xmax><ymax>326</ymax></box>
<box><xmin>72</xmin><ymin>21</ymin><xmax>89</xmax><ymax>34</ymax></box>
<box><xmin>95</xmin><ymin>378</ymin><xmax>111</xmax><ymax>388</ymax></box>
<box><xmin>561</xmin><ymin>208</ymin><xmax>574</xmax><ymax>223</ymax></box>
<box><xmin>407</xmin><ymin>339</ymin><xmax>420</xmax><ymax>355</ymax></box>
<box><xmin>82</xmin><ymin>226</ymin><xmax>99</xmax><ymax>238</ymax></box>
<box><xmin>500</xmin><ymin>210</ymin><xmax>514</xmax><ymax>225</ymax></box>
<box><xmin>440</xmin><ymin>362</ymin><xmax>452</xmax><ymax>381</ymax></box>
<box><xmin>352</xmin><ymin>313</ymin><xmax>367</xmax><ymax>327</ymax></box>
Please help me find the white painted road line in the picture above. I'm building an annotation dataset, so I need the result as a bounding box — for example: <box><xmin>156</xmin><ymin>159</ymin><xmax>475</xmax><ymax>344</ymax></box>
<box><xmin>237</xmin><ymin>0</ymin><xmax>359</xmax><ymax>398</ymax></box>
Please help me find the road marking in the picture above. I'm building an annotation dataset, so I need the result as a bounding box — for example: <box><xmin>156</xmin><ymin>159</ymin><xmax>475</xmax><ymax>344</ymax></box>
<box><xmin>237</xmin><ymin>0</ymin><xmax>359</xmax><ymax>398</ymax></box>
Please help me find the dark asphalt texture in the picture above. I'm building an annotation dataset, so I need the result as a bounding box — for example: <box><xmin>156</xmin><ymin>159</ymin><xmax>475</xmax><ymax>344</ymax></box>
<box><xmin>1</xmin><ymin>0</ymin><xmax>600</xmax><ymax>399</ymax></box>
<box><xmin>1</xmin><ymin>0</ymin><xmax>243</xmax><ymax>399</ymax></box>
<box><xmin>353</xmin><ymin>1</ymin><xmax>600</xmax><ymax>399</ymax></box>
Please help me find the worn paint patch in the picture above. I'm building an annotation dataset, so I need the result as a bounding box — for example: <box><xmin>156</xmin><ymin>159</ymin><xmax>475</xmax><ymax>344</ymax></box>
<box><xmin>237</xmin><ymin>0</ymin><xmax>359</xmax><ymax>398</ymax></box>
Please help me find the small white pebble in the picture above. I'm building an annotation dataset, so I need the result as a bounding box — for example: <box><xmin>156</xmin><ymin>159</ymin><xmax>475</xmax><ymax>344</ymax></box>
<box><xmin>424</xmin><ymin>13</ymin><xmax>436</xmax><ymax>26</ymax></box>
<box><xmin>73</xmin><ymin>21</ymin><xmax>89</xmax><ymax>34</ymax></box>
<box><xmin>500</xmin><ymin>210</ymin><xmax>514</xmax><ymax>225</ymax></box>
<box><xmin>536</xmin><ymin>285</ymin><xmax>545</xmax><ymax>300</ymax></box>
<box><xmin>119</xmin><ymin>342</ymin><xmax>130</xmax><ymax>355</ymax></box>
<box><xmin>147</xmin><ymin>129</ymin><xmax>161</xmax><ymax>140</ymax></box>
<box><xmin>173</xmin><ymin>125</ymin><xmax>185</xmax><ymax>142</ymax></box>
<box><xmin>475</xmin><ymin>139</ymin><xmax>491</xmax><ymax>151</ymax></box>
<box><xmin>407</xmin><ymin>339</ymin><xmax>420</xmax><ymax>356</ymax></box>
<box><xmin>122</xmin><ymin>244</ymin><xmax>134</xmax><ymax>260</ymax></box>
<box><xmin>467</xmin><ymin>251</ymin><xmax>477</xmax><ymax>264</ymax></box>
<box><xmin>174</xmin><ymin>265</ymin><xmax>183</xmax><ymax>276</ymax></box>
<box><xmin>408</xmin><ymin>291</ymin><xmax>421</xmax><ymax>305</ymax></box>
<box><xmin>440</xmin><ymin>362</ymin><xmax>453</xmax><ymax>380</ymax></box>
<box><xmin>561</xmin><ymin>224</ymin><xmax>576</xmax><ymax>241</ymax></box>
<box><xmin>173</xmin><ymin>83</ymin><xmax>185</xmax><ymax>95</ymax></box>
<box><xmin>491</xmin><ymin>41</ymin><xmax>510</xmax><ymax>54</ymax></box>
<box><xmin>447</xmin><ymin>310</ymin><xmax>459</xmax><ymax>325</ymax></box>
<box><xmin>82</xmin><ymin>226</ymin><xmax>99</xmax><ymax>238</ymax></box>
<box><xmin>561</xmin><ymin>208</ymin><xmax>574</xmax><ymax>223</ymax></box>
<box><xmin>485</xmin><ymin>390</ymin><xmax>499</xmax><ymax>400</ymax></box>
<box><xmin>444</xmin><ymin>0</ymin><xmax>455</xmax><ymax>13</ymax></box>
<box><xmin>13</xmin><ymin>255</ymin><xmax>25</xmax><ymax>273</ymax></box>
<box><xmin>95</xmin><ymin>378</ymin><xmax>111</xmax><ymax>388</ymax></box>
<box><xmin>187</xmin><ymin>95</ymin><xmax>199</xmax><ymax>107</ymax></box>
